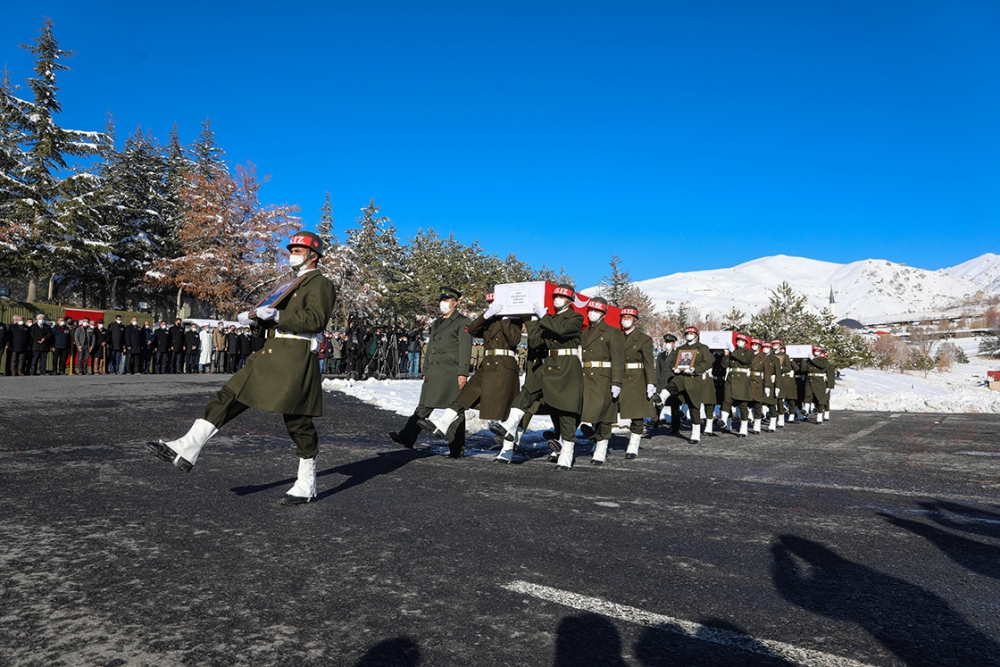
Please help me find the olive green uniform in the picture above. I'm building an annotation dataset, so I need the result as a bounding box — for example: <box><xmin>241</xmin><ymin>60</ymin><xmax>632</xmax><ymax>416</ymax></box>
<box><xmin>655</xmin><ymin>348</ymin><xmax>682</xmax><ymax>431</ymax></box>
<box><xmin>619</xmin><ymin>329</ymin><xmax>656</xmax><ymax>434</ymax></box>
<box><xmin>200</xmin><ymin>270</ymin><xmax>336</xmax><ymax>458</ymax></box>
<box><xmin>775</xmin><ymin>354</ymin><xmax>798</xmax><ymax>416</ymax></box>
<box><xmin>802</xmin><ymin>356</ymin><xmax>830</xmax><ymax>412</ymax></box>
<box><xmin>580</xmin><ymin>318</ymin><xmax>624</xmax><ymax>441</ymax></box>
<box><xmin>396</xmin><ymin>310</ymin><xmax>473</xmax><ymax>455</ymax></box>
<box><xmin>721</xmin><ymin>347</ymin><xmax>754</xmax><ymax>423</ymax></box>
<box><xmin>454</xmin><ymin>314</ymin><xmax>522</xmax><ymax>420</ymax></box>
<box><xmin>672</xmin><ymin>341</ymin><xmax>714</xmax><ymax>425</ymax></box>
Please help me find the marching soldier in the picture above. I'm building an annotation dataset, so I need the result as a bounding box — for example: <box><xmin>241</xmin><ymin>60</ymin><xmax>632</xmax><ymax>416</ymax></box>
<box><xmin>654</xmin><ymin>334</ymin><xmax>681</xmax><ymax>433</ymax></box>
<box><xmin>772</xmin><ymin>340</ymin><xmax>797</xmax><ymax>427</ymax></box>
<box><xmin>147</xmin><ymin>230</ymin><xmax>336</xmax><ymax>506</ymax></box>
<box><xmin>701</xmin><ymin>347</ymin><xmax>728</xmax><ymax>437</ymax></box>
<box><xmin>747</xmin><ymin>338</ymin><xmax>771</xmax><ymax>434</ymax></box>
<box><xmin>720</xmin><ymin>333</ymin><xmax>754</xmax><ymax>437</ymax></box>
<box><xmin>419</xmin><ymin>292</ymin><xmax>522</xmax><ymax>463</ymax></box>
<box><xmin>491</xmin><ymin>284</ymin><xmax>584</xmax><ymax>470</ymax></box>
<box><xmin>802</xmin><ymin>345</ymin><xmax>831</xmax><ymax>424</ymax></box>
<box><xmin>577</xmin><ymin>297</ymin><xmax>624</xmax><ymax>466</ymax></box>
<box><xmin>672</xmin><ymin>327</ymin><xmax>714</xmax><ymax>443</ymax></box>
<box><xmin>823</xmin><ymin>349</ymin><xmax>836</xmax><ymax>422</ymax></box>
<box><xmin>760</xmin><ymin>340</ymin><xmax>782</xmax><ymax>432</ymax></box>
<box><xmin>617</xmin><ymin>306</ymin><xmax>656</xmax><ymax>459</ymax></box>
<box><xmin>391</xmin><ymin>287</ymin><xmax>473</xmax><ymax>458</ymax></box>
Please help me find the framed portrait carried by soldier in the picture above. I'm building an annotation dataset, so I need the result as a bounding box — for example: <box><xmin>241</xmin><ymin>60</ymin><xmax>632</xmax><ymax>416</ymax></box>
<box><xmin>252</xmin><ymin>274</ymin><xmax>312</xmax><ymax>311</ymax></box>
<box><xmin>675</xmin><ymin>349</ymin><xmax>697</xmax><ymax>371</ymax></box>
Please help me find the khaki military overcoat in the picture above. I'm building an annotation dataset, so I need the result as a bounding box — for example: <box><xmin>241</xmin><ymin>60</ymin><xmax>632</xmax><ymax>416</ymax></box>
<box><xmin>775</xmin><ymin>354</ymin><xmax>799</xmax><ymax>398</ymax></box>
<box><xmin>749</xmin><ymin>352</ymin><xmax>779</xmax><ymax>405</ymax></box>
<box><xmin>580</xmin><ymin>318</ymin><xmax>624</xmax><ymax>424</ymax></box>
<box><xmin>725</xmin><ymin>347</ymin><xmax>754</xmax><ymax>402</ymax></box>
<box><xmin>456</xmin><ymin>314</ymin><xmax>521</xmax><ymax>420</ymax></box>
<box><xmin>523</xmin><ymin>308</ymin><xmax>584</xmax><ymax>414</ymax></box>
<box><xmin>228</xmin><ymin>270</ymin><xmax>335</xmax><ymax>416</ymax></box>
<box><xmin>619</xmin><ymin>329</ymin><xmax>656</xmax><ymax>419</ymax></box>
<box><xmin>420</xmin><ymin>311</ymin><xmax>473</xmax><ymax>408</ymax></box>
<box><xmin>672</xmin><ymin>341</ymin><xmax>714</xmax><ymax>406</ymax></box>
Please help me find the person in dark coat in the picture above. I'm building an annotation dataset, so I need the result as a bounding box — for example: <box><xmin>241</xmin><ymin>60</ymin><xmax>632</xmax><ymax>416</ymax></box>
<box><xmin>390</xmin><ymin>286</ymin><xmax>472</xmax><ymax>458</ymax></box>
<box><xmin>0</xmin><ymin>319</ymin><xmax>8</xmax><ymax>375</ymax></box>
<box><xmin>153</xmin><ymin>321</ymin><xmax>171</xmax><ymax>374</ymax></box>
<box><xmin>239</xmin><ymin>328</ymin><xmax>253</xmax><ymax>369</ymax></box>
<box><xmin>93</xmin><ymin>322</ymin><xmax>111</xmax><ymax>374</ymax></box>
<box><xmin>108</xmin><ymin>315</ymin><xmax>126</xmax><ymax>374</ymax></box>
<box><xmin>491</xmin><ymin>284</ymin><xmax>584</xmax><ymax>470</ymax></box>
<box><xmin>147</xmin><ymin>230</ymin><xmax>336</xmax><ymax>506</ymax></box>
<box><xmin>9</xmin><ymin>316</ymin><xmax>31</xmax><ymax>376</ymax></box>
<box><xmin>654</xmin><ymin>333</ymin><xmax>682</xmax><ymax>433</ymax></box>
<box><xmin>672</xmin><ymin>326</ymin><xmax>714</xmax><ymax>444</ymax></box>
<box><xmin>225</xmin><ymin>325</ymin><xmax>241</xmax><ymax>373</ymax></box>
<box><xmin>141</xmin><ymin>321</ymin><xmax>154</xmax><ymax>373</ymax></box>
<box><xmin>28</xmin><ymin>314</ymin><xmax>54</xmax><ymax>375</ymax></box>
<box><xmin>720</xmin><ymin>333</ymin><xmax>754</xmax><ymax>437</ymax></box>
<box><xmin>73</xmin><ymin>319</ymin><xmax>96</xmax><ymax>375</ymax></box>
<box><xmin>802</xmin><ymin>345</ymin><xmax>831</xmax><ymax>424</ymax></box>
<box><xmin>617</xmin><ymin>306</ymin><xmax>656</xmax><ymax>459</ymax></box>
<box><xmin>168</xmin><ymin>318</ymin><xmax>185</xmax><ymax>373</ymax></box>
<box><xmin>184</xmin><ymin>323</ymin><xmax>201</xmax><ymax>373</ymax></box>
<box><xmin>123</xmin><ymin>318</ymin><xmax>142</xmax><ymax>374</ymax></box>
<box><xmin>51</xmin><ymin>316</ymin><xmax>71</xmax><ymax>374</ymax></box>
<box><xmin>577</xmin><ymin>297</ymin><xmax>624</xmax><ymax>466</ymax></box>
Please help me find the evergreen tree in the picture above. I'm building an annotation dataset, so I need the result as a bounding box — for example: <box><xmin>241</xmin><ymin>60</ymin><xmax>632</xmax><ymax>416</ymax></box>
<box><xmin>596</xmin><ymin>254</ymin><xmax>654</xmax><ymax>318</ymax></box>
<box><xmin>190</xmin><ymin>118</ymin><xmax>225</xmax><ymax>179</ymax></box>
<box><xmin>317</xmin><ymin>192</ymin><xmax>337</xmax><ymax>247</ymax></box>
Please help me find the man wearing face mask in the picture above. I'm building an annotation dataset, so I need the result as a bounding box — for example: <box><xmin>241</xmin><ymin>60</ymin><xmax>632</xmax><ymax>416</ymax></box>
<box><xmin>153</xmin><ymin>321</ymin><xmax>171</xmax><ymax>374</ymax></box>
<box><xmin>672</xmin><ymin>326</ymin><xmax>714</xmax><ymax>444</ymax></box>
<box><xmin>420</xmin><ymin>292</ymin><xmax>522</xmax><ymax>462</ymax></box>
<box><xmin>576</xmin><ymin>297</ymin><xmax>624</xmax><ymax>466</ymax></box>
<box><xmin>654</xmin><ymin>334</ymin><xmax>682</xmax><ymax>433</ymax></box>
<box><xmin>52</xmin><ymin>317</ymin><xmax>71</xmax><ymax>375</ymax></box>
<box><xmin>185</xmin><ymin>323</ymin><xmax>201</xmax><ymax>373</ymax></box>
<box><xmin>747</xmin><ymin>338</ymin><xmax>774</xmax><ymax>434</ymax></box>
<box><xmin>615</xmin><ymin>306</ymin><xmax>656</xmax><ymax>460</ymax></box>
<box><xmin>73</xmin><ymin>319</ymin><xmax>95</xmax><ymax>375</ymax></box>
<box><xmin>168</xmin><ymin>318</ymin><xmax>186</xmax><ymax>374</ymax></box>
<box><xmin>125</xmin><ymin>317</ymin><xmax>143</xmax><ymax>374</ymax></box>
<box><xmin>391</xmin><ymin>287</ymin><xmax>472</xmax><ymax>457</ymax></box>
<box><xmin>491</xmin><ymin>284</ymin><xmax>584</xmax><ymax>470</ymax></box>
<box><xmin>771</xmin><ymin>340</ymin><xmax>795</xmax><ymax>427</ymax></box>
<box><xmin>148</xmin><ymin>231</ymin><xmax>336</xmax><ymax>506</ymax></box>
<box><xmin>93</xmin><ymin>321</ymin><xmax>111</xmax><ymax>374</ymax></box>
<box><xmin>759</xmin><ymin>340</ymin><xmax>782</xmax><ymax>432</ymax></box>
<box><xmin>802</xmin><ymin>346</ymin><xmax>831</xmax><ymax>424</ymax></box>
<box><xmin>720</xmin><ymin>333</ymin><xmax>754</xmax><ymax>437</ymax></box>
<box><xmin>8</xmin><ymin>316</ymin><xmax>31</xmax><ymax>376</ymax></box>
<box><xmin>29</xmin><ymin>314</ymin><xmax>53</xmax><ymax>375</ymax></box>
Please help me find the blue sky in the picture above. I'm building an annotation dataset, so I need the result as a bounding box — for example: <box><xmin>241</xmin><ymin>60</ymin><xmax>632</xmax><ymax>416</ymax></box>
<box><xmin>2</xmin><ymin>1</ymin><xmax>998</xmax><ymax>288</ymax></box>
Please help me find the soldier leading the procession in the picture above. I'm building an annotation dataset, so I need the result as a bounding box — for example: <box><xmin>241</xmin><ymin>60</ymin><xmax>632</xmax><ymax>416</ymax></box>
<box><xmin>720</xmin><ymin>332</ymin><xmax>754</xmax><ymax>437</ymax></box>
<box><xmin>418</xmin><ymin>292</ymin><xmax>522</xmax><ymax>463</ymax></box>
<box><xmin>390</xmin><ymin>287</ymin><xmax>473</xmax><ymax>458</ymax></box>
<box><xmin>617</xmin><ymin>306</ymin><xmax>656</xmax><ymax>459</ymax></box>
<box><xmin>672</xmin><ymin>326</ymin><xmax>714</xmax><ymax>444</ymax></box>
<box><xmin>491</xmin><ymin>284</ymin><xmax>584</xmax><ymax>470</ymax></box>
<box><xmin>577</xmin><ymin>297</ymin><xmax>624</xmax><ymax>466</ymax></box>
<box><xmin>146</xmin><ymin>231</ymin><xmax>336</xmax><ymax>506</ymax></box>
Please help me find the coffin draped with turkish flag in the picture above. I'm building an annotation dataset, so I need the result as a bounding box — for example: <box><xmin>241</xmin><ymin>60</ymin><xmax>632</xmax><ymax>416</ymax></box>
<box><xmin>492</xmin><ymin>281</ymin><xmax>622</xmax><ymax>329</ymax></box>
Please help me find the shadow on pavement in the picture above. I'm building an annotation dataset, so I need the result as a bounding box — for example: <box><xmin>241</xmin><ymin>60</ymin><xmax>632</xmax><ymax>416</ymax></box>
<box><xmin>355</xmin><ymin>636</ymin><xmax>420</xmax><ymax>666</ymax></box>
<box><xmin>230</xmin><ymin>449</ymin><xmax>434</xmax><ymax>498</ymax></box>
<box><xmin>634</xmin><ymin>618</ymin><xmax>797</xmax><ymax>667</ymax></box>
<box><xmin>771</xmin><ymin>534</ymin><xmax>1000</xmax><ymax>667</ymax></box>
<box><xmin>553</xmin><ymin>613</ymin><xmax>628</xmax><ymax>667</ymax></box>
<box><xmin>879</xmin><ymin>509</ymin><xmax>1000</xmax><ymax>580</ymax></box>
<box><xmin>917</xmin><ymin>500</ymin><xmax>1000</xmax><ymax>539</ymax></box>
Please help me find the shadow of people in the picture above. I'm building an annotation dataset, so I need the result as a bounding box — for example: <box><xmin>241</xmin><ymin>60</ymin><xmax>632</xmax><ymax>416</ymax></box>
<box><xmin>553</xmin><ymin>613</ymin><xmax>629</xmax><ymax>667</ymax></box>
<box><xmin>230</xmin><ymin>449</ymin><xmax>434</xmax><ymax>497</ymax></box>
<box><xmin>879</xmin><ymin>512</ymin><xmax>1000</xmax><ymax>580</ymax></box>
<box><xmin>771</xmin><ymin>534</ymin><xmax>1000</xmax><ymax>667</ymax></box>
<box><xmin>634</xmin><ymin>618</ymin><xmax>798</xmax><ymax>667</ymax></box>
<box><xmin>916</xmin><ymin>500</ymin><xmax>1000</xmax><ymax>540</ymax></box>
<box><xmin>355</xmin><ymin>636</ymin><xmax>420</xmax><ymax>667</ymax></box>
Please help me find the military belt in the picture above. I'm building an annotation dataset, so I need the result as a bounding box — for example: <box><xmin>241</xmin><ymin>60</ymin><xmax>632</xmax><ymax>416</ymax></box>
<box><xmin>549</xmin><ymin>348</ymin><xmax>581</xmax><ymax>357</ymax></box>
<box><xmin>809</xmin><ymin>373</ymin><xmax>827</xmax><ymax>377</ymax></box>
<box><xmin>732</xmin><ymin>368</ymin><xmax>750</xmax><ymax>374</ymax></box>
<box><xmin>625</xmin><ymin>362</ymin><xmax>644</xmax><ymax>369</ymax></box>
<box><xmin>485</xmin><ymin>349</ymin><xmax>515</xmax><ymax>357</ymax></box>
<box><xmin>751</xmin><ymin>371</ymin><xmax>764</xmax><ymax>377</ymax></box>
<box><xmin>273</xmin><ymin>330</ymin><xmax>322</xmax><ymax>353</ymax></box>
<box><xmin>583</xmin><ymin>361</ymin><xmax>612</xmax><ymax>368</ymax></box>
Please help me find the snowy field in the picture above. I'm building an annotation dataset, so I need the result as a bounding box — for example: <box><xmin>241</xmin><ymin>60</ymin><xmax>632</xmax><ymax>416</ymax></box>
<box><xmin>324</xmin><ymin>337</ymin><xmax>1000</xmax><ymax>426</ymax></box>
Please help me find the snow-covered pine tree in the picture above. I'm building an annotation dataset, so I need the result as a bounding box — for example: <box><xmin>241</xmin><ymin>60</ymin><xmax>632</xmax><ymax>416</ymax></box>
<box><xmin>190</xmin><ymin>118</ymin><xmax>226</xmax><ymax>180</ymax></box>
<box><xmin>317</xmin><ymin>192</ymin><xmax>337</xmax><ymax>248</ymax></box>
<box><xmin>0</xmin><ymin>69</ymin><xmax>31</xmax><ymax>263</ymax></box>
<box><xmin>596</xmin><ymin>255</ymin><xmax>655</xmax><ymax>327</ymax></box>
<box><xmin>346</xmin><ymin>198</ymin><xmax>406</xmax><ymax>321</ymax></box>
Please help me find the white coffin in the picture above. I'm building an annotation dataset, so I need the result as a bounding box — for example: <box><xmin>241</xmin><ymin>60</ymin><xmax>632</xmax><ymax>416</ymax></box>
<box><xmin>493</xmin><ymin>281</ymin><xmax>548</xmax><ymax>316</ymax></box>
<box><xmin>700</xmin><ymin>330</ymin><xmax>734</xmax><ymax>351</ymax></box>
<box><xmin>784</xmin><ymin>344</ymin><xmax>814</xmax><ymax>359</ymax></box>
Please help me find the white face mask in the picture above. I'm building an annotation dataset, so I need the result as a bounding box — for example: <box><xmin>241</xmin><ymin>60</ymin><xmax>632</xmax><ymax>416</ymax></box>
<box><xmin>588</xmin><ymin>311</ymin><xmax>603</xmax><ymax>323</ymax></box>
<box><xmin>763</xmin><ymin>348</ymin><xmax>771</xmax><ymax>355</ymax></box>
<box><xmin>439</xmin><ymin>301</ymin><xmax>453</xmax><ymax>315</ymax></box>
<box><xmin>685</xmin><ymin>334</ymin><xmax>695</xmax><ymax>342</ymax></box>
<box><xmin>552</xmin><ymin>297</ymin><xmax>568</xmax><ymax>310</ymax></box>
<box><xmin>737</xmin><ymin>340</ymin><xmax>746</xmax><ymax>348</ymax></box>
<box><xmin>131</xmin><ymin>321</ymin><xmax>138</xmax><ymax>326</ymax></box>
<box><xmin>621</xmin><ymin>318</ymin><xmax>634</xmax><ymax>330</ymax></box>
<box><xmin>289</xmin><ymin>254</ymin><xmax>306</xmax><ymax>268</ymax></box>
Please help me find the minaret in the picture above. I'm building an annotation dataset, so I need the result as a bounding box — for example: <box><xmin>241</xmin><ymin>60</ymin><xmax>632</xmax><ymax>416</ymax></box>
<box><xmin>829</xmin><ymin>287</ymin><xmax>836</xmax><ymax>318</ymax></box>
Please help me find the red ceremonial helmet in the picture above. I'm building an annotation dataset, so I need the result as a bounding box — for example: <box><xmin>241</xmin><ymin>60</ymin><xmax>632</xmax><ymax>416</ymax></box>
<box><xmin>485</xmin><ymin>292</ymin><xmax>495</xmax><ymax>303</ymax></box>
<box><xmin>812</xmin><ymin>345</ymin><xmax>824</xmax><ymax>355</ymax></box>
<box><xmin>552</xmin><ymin>284</ymin><xmax>575</xmax><ymax>299</ymax></box>
<box><xmin>761</xmin><ymin>340</ymin><xmax>772</xmax><ymax>349</ymax></box>
<box><xmin>750</xmin><ymin>338</ymin><xmax>762</xmax><ymax>348</ymax></box>
<box><xmin>621</xmin><ymin>306</ymin><xmax>639</xmax><ymax>318</ymax></box>
<box><xmin>684</xmin><ymin>326</ymin><xmax>699</xmax><ymax>335</ymax></box>
<box><xmin>771</xmin><ymin>339</ymin><xmax>782</xmax><ymax>347</ymax></box>
<box><xmin>735</xmin><ymin>333</ymin><xmax>750</xmax><ymax>344</ymax></box>
<box><xmin>587</xmin><ymin>296</ymin><xmax>609</xmax><ymax>312</ymax></box>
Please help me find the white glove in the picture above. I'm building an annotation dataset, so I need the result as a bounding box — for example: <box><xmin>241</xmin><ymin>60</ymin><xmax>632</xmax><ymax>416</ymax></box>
<box><xmin>256</xmin><ymin>307</ymin><xmax>278</xmax><ymax>321</ymax></box>
<box><xmin>533</xmin><ymin>302</ymin><xmax>547</xmax><ymax>319</ymax></box>
<box><xmin>237</xmin><ymin>311</ymin><xmax>252</xmax><ymax>326</ymax></box>
<box><xmin>646</xmin><ymin>384</ymin><xmax>656</xmax><ymax>399</ymax></box>
<box><xmin>484</xmin><ymin>303</ymin><xmax>502</xmax><ymax>319</ymax></box>
<box><xmin>659</xmin><ymin>389</ymin><xmax>669</xmax><ymax>402</ymax></box>
<box><xmin>611</xmin><ymin>385</ymin><xmax>621</xmax><ymax>399</ymax></box>
<box><xmin>775</xmin><ymin>388</ymin><xmax>781</xmax><ymax>397</ymax></box>
<box><xmin>686</xmin><ymin>368</ymin><xmax>696</xmax><ymax>375</ymax></box>
<box><xmin>765</xmin><ymin>388</ymin><xmax>771</xmax><ymax>397</ymax></box>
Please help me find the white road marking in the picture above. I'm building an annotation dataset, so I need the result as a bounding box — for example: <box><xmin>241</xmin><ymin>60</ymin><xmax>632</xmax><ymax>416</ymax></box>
<box><xmin>502</xmin><ymin>580</ymin><xmax>875</xmax><ymax>667</ymax></box>
<box><xmin>831</xmin><ymin>420</ymin><xmax>889</xmax><ymax>446</ymax></box>
<box><xmin>594</xmin><ymin>501</ymin><xmax>620</xmax><ymax>507</ymax></box>
<box><xmin>737</xmin><ymin>476</ymin><xmax>998</xmax><ymax>504</ymax></box>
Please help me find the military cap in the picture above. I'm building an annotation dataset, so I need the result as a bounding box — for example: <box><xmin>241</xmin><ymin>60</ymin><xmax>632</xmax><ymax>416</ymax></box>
<box><xmin>771</xmin><ymin>339</ymin><xmax>782</xmax><ymax>347</ymax></box>
<box><xmin>552</xmin><ymin>284</ymin><xmax>575</xmax><ymax>299</ymax></box>
<box><xmin>439</xmin><ymin>286</ymin><xmax>462</xmax><ymax>301</ymax></box>
<box><xmin>587</xmin><ymin>296</ymin><xmax>608</xmax><ymax>312</ymax></box>
<box><xmin>287</xmin><ymin>231</ymin><xmax>324</xmax><ymax>256</ymax></box>
<box><xmin>620</xmin><ymin>306</ymin><xmax>639</xmax><ymax>318</ymax></box>
<box><xmin>662</xmin><ymin>333</ymin><xmax>678</xmax><ymax>343</ymax></box>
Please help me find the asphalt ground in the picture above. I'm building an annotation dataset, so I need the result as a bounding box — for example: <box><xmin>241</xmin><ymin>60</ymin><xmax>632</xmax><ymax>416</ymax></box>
<box><xmin>2</xmin><ymin>374</ymin><xmax>999</xmax><ymax>667</ymax></box>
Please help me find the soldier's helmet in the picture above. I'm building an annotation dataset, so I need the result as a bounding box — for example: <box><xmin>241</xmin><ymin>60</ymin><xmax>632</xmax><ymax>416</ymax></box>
<box><xmin>587</xmin><ymin>296</ymin><xmax>608</xmax><ymax>312</ymax></box>
<box><xmin>287</xmin><ymin>231</ymin><xmax>324</xmax><ymax>256</ymax></box>
<box><xmin>771</xmin><ymin>339</ymin><xmax>782</xmax><ymax>347</ymax></box>
<box><xmin>684</xmin><ymin>326</ymin><xmax>699</xmax><ymax>335</ymax></box>
<box><xmin>485</xmin><ymin>292</ymin><xmax>495</xmax><ymax>303</ymax></box>
<box><xmin>812</xmin><ymin>345</ymin><xmax>824</xmax><ymax>356</ymax></box>
<box><xmin>735</xmin><ymin>333</ymin><xmax>750</xmax><ymax>344</ymax></box>
<box><xmin>761</xmin><ymin>340</ymin><xmax>772</xmax><ymax>349</ymax></box>
<box><xmin>750</xmin><ymin>337</ymin><xmax>762</xmax><ymax>348</ymax></box>
<box><xmin>621</xmin><ymin>306</ymin><xmax>639</xmax><ymax>318</ymax></box>
<box><xmin>553</xmin><ymin>284</ymin><xmax>575</xmax><ymax>299</ymax></box>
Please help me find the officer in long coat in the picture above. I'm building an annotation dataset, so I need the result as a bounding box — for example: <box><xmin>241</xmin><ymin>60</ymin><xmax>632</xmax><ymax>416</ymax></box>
<box><xmin>801</xmin><ymin>345</ymin><xmax>831</xmax><ymax>424</ymax></box>
<box><xmin>616</xmin><ymin>306</ymin><xmax>656</xmax><ymax>459</ymax></box>
<box><xmin>654</xmin><ymin>334</ymin><xmax>681</xmax><ymax>432</ymax></box>
<box><xmin>672</xmin><ymin>326</ymin><xmax>714</xmax><ymax>443</ymax></box>
<box><xmin>390</xmin><ymin>287</ymin><xmax>473</xmax><ymax>458</ymax></box>
<box><xmin>148</xmin><ymin>231</ymin><xmax>336</xmax><ymax>506</ymax></box>
<box><xmin>419</xmin><ymin>292</ymin><xmax>521</xmax><ymax>462</ymax></box>
<box><xmin>720</xmin><ymin>333</ymin><xmax>754</xmax><ymax>437</ymax></box>
<box><xmin>747</xmin><ymin>338</ymin><xmax>773</xmax><ymax>434</ymax></box>
<box><xmin>759</xmin><ymin>340</ymin><xmax>782</xmax><ymax>432</ymax></box>
<box><xmin>491</xmin><ymin>283</ymin><xmax>584</xmax><ymax>470</ymax></box>
<box><xmin>772</xmin><ymin>340</ymin><xmax>798</xmax><ymax>427</ymax></box>
<box><xmin>577</xmin><ymin>297</ymin><xmax>623</xmax><ymax>465</ymax></box>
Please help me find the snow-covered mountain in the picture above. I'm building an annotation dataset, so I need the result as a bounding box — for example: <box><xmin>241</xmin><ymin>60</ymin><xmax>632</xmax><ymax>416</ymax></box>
<box><xmin>583</xmin><ymin>254</ymin><xmax>997</xmax><ymax>325</ymax></box>
<box><xmin>945</xmin><ymin>253</ymin><xmax>1000</xmax><ymax>293</ymax></box>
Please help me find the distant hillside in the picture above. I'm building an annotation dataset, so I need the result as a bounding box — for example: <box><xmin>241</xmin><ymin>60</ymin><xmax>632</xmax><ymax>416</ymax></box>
<box><xmin>583</xmin><ymin>254</ymin><xmax>997</xmax><ymax>325</ymax></box>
